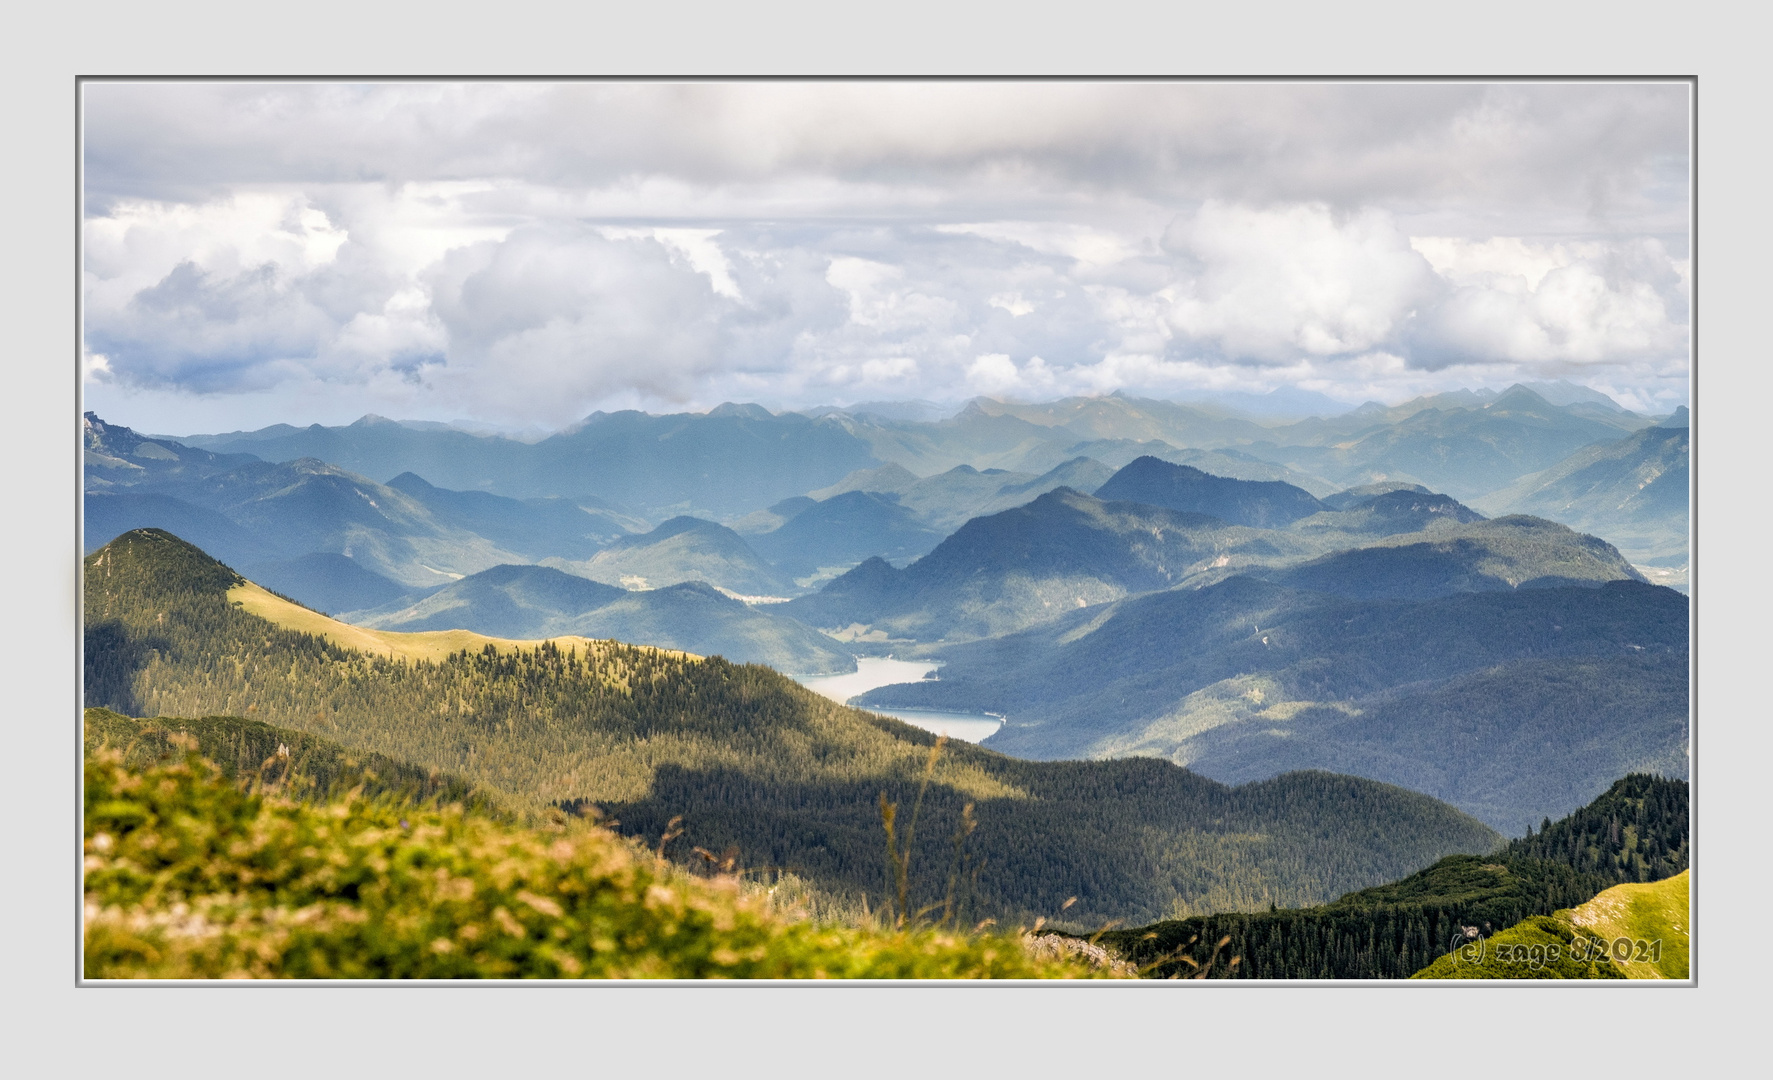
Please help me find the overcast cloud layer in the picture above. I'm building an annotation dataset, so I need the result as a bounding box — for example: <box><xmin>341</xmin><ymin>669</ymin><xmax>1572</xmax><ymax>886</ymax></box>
<box><xmin>81</xmin><ymin>81</ymin><xmax>1692</xmax><ymax>432</ymax></box>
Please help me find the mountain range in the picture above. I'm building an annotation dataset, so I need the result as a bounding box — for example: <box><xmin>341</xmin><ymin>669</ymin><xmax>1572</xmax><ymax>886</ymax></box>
<box><xmin>81</xmin><ymin>377</ymin><xmax>1692</xmax><ymax>947</ymax></box>
<box><xmin>1472</xmin><ymin>421</ymin><xmax>1689</xmax><ymax>568</ymax></box>
<box><xmin>84</xmin><ymin>528</ymin><xmax>1504</xmax><ymax>926</ymax></box>
<box><xmin>347</xmin><ymin>563</ymin><xmax>854</xmax><ymax>674</ymax></box>
<box><xmin>177</xmin><ymin>406</ymin><xmax>878</xmax><ymax>517</ymax></box>
<box><xmin>860</xmin><ymin>567</ymin><xmax>1684</xmax><ymax>833</ymax></box>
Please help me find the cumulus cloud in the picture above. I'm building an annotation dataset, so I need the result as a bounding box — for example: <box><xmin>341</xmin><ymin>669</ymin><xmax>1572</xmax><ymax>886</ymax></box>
<box><xmin>1407</xmin><ymin>236</ymin><xmax>1688</xmax><ymax>367</ymax></box>
<box><xmin>1162</xmin><ymin>202</ymin><xmax>1441</xmax><ymax>365</ymax></box>
<box><xmin>79</xmin><ymin>82</ymin><xmax>1691</xmax><ymax>431</ymax></box>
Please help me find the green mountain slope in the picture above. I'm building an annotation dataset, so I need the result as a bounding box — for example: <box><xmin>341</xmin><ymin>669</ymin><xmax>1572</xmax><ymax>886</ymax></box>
<box><xmin>1410</xmin><ymin>870</ymin><xmax>1688</xmax><ymax>980</ymax></box>
<box><xmin>1101</xmin><ymin>774</ymin><xmax>1688</xmax><ymax>979</ymax></box>
<box><xmin>83</xmin><ymin>529</ymin><xmax>1501</xmax><ymax>927</ymax></box>
<box><xmin>84</xmin><ymin>706</ymin><xmax>498</xmax><ymax>812</ymax></box>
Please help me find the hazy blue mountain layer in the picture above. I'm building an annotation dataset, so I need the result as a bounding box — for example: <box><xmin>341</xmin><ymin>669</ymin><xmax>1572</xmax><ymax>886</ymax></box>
<box><xmin>1472</xmin><ymin>425</ymin><xmax>1688</xmax><ymax>567</ymax></box>
<box><xmin>783</xmin><ymin>487</ymin><xmax>1318</xmax><ymax>642</ymax></box>
<box><xmin>178</xmin><ymin>407</ymin><xmax>878</xmax><ymax>517</ymax></box>
<box><xmin>549</xmin><ymin>516</ymin><xmax>794</xmax><ymax>598</ymax></box>
<box><xmin>746</xmin><ymin>490</ymin><xmax>947</xmax><ymax>585</ymax></box>
<box><xmin>860</xmin><ymin>574</ymin><xmax>1685</xmax><ymax>832</ymax></box>
<box><xmin>245</xmin><ymin>552</ymin><xmax>415</xmax><ymax>615</ymax></box>
<box><xmin>348</xmin><ymin>563</ymin><xmax>855</xmax><ymax>674</ymax></box>
<box><xmin>386</xmin><ymin>471</ymin><xmax>647</xmax><ymax>559</ymax></box>
<box><xmin>1233</xmin><ymin>386</ymin><xmax>1657</xmax><ymax>500</ymax></box>
<box><xmin>85</xmin><ymin>419</ymin><xmax>527</xmax><ymax>590</ymax></box>
<box><xmin>84</xmin><ymin>411</ymin><xmax>261</xmax><ymax>492</ymax></box>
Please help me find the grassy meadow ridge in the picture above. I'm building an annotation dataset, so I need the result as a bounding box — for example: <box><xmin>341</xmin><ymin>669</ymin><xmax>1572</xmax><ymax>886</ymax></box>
<box><xmin>1411</xmin><ymin>870</ymin><xmax>1689</xmax><ymax>980</ymax></box>
<box><xmin>82</xmin><ymin>739</ymin><xmax>1115</xmax><ymax>979</ymax></box>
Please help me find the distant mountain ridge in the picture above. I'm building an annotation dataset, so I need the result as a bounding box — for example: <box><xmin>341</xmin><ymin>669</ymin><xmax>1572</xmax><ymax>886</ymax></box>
<box><xmin>349</xmin><ymin>563</ymin><xmax>855</xmax><ymax>674</ymax></box>
<box><xmin>1093</xmin><ymin>456</ymin><xmax>1328</xmax><ymax>528</ymax></box>
<box><xmin>177</xmin><ymin>407</ymin><xmax>880</xmax><ymax>517</ymax></box>
<box><xmin>1230</xmin><ymin>385</ymin><xmax>1656</xmax><ymax>501</ymax></box>
<box><xmin>1472</xmin><ymin>425</ymin><xmax>1688</xmax><ymax>567</ymax></box>
<box><xmin>553</xmin><ymin>515</ymin><xmax>794</xmax><ymax>597</ymax></box>
<box><xmin>784</xmin><ymin>487</ymin><xmax>1319</xmax><ymax>642</ymax></box>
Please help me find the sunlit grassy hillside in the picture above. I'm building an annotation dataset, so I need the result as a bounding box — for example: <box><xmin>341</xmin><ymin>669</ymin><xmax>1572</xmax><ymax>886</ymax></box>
<box><xmin>82</xmin><ymin>743</ymin><xmax>1113</xmax><ymax>980</ymax></box>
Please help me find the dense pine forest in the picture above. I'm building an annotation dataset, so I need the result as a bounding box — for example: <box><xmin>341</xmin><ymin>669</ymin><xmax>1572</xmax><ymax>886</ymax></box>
<box><xmin>83</xmin><ymin>529</ymin><xmax>1501</xmax><ymax>927</ymax></box>
<box><xmin>1097</xmin><ymin>774</ymin><xmax>1688</xmax><ymax>978</ymax></box>
<box><xmin>83</xmin><ymin>706</ymin><xmax>504</xmax><ymax>815</ymax></box>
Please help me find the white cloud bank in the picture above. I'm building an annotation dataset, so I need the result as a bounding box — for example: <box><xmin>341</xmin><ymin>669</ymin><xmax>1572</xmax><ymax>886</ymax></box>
<box><xmin>80</xmin><ymin>82</ymin><xmax>1691</xmax><ymax>431</ymax></box>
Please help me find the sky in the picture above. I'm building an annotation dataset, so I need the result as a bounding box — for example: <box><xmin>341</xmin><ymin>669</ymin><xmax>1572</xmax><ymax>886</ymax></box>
<box><xmin>80</xmin><ymin>81</ymin><xmax>1692</xmax><ymax>434</ymax></box>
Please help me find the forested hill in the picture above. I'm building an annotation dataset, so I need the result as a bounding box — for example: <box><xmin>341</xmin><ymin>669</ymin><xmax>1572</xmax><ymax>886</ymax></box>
<box><xmin>1098</xmin><ymin>774</ymin><xmax>1688</xmax><ymax>979</ymax></box>
<box><xmin>83</xmin><ymin>528</ymin><xmax>1500</xmax><ymax>927</ymax></box>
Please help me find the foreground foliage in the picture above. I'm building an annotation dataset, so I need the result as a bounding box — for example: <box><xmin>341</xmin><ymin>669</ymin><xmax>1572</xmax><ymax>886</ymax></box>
<box><xmin>82</xmin><ymin>747</ymin><xmax>1113</xmax><ymax>980</ymax></box>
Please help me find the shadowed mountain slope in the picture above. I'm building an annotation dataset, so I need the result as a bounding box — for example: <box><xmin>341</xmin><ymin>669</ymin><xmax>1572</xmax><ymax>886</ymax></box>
<box><xmin>135</xmin><ymin>456</ymin><xmax>525</xmax><ymax>588</ymax></box>
<box><xmin>84</xmin><ymin>491</ymin><xmax>272</xmax><ymax>565</ymax></box>
<box><xmin>861</xmin><ymin>572</ymin><xmax>1685</xmax><ymax>832</ymax></box>
<box><xmin>1259</xmin><ymin>516</ymin><xmax>1643</xmax><ymax>600</ymax></box>
<box><xmin>1094</xmin><ymin>456</ymin><xmax>1330</xmax><ymax>528</ymax></box>
<box><xmin>784</xmin><ymin>488</ymin><xmax>1316</xmax><ymax>642</ymax></box>
<box><xmin>83</xmin><ymin>411</ymin><xmax>261</xmax><ymax>491</ymax></box>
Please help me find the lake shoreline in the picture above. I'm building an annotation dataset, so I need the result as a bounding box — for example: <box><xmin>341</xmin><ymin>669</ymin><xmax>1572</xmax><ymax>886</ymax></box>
<box><xmin>796</xmin><ymin>656</ymin><xmax>1005</xmax><ymax>743</ymax></box>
